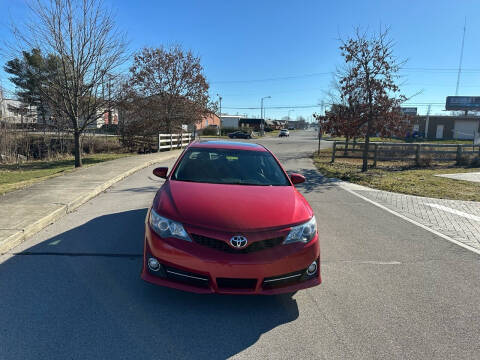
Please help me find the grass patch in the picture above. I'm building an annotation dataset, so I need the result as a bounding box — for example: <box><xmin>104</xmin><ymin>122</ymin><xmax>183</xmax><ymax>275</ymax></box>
<box><xmin>313</xmin><ymin>150</ymin><xmax>480</xmax><ymax>201</ymax></box>
<box><xmin>265</xmin><ymin>130</ymin><xmax>280</xmax><ymax>137</ymax></box>
<box><xmin>0</xmin><ymin>153</ymin><xmax>133</xmax><ymax>195</ymax></box>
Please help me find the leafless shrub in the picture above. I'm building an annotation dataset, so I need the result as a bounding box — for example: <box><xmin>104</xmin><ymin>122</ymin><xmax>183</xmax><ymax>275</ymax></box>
<box><xmin>470</xmin><ymin>156</ymin><xmax>480</xmax><ymax>168</ymax></box>
<box><xmin>456</xmin><ymin>154</ymin><xmax>474</xmax><ymax>166</ymax></box>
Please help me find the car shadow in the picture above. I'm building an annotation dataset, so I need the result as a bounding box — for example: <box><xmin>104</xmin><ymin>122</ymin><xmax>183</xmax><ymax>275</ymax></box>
<box><xmin>0</xmin><ymin>208</ymin><xmax>299</xmax><ymax>359</ymax></box>
<box><xmin>293</xmin><ymin>168</ymin><xmax>340</xmax><ymax>194</ymax></box>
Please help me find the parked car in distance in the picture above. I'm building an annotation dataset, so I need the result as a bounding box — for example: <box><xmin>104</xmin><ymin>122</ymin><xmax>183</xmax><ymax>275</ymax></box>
<box><xmin>142</xmin><ymin>140</ymin><xmax>320</xmax><ymax>294</ymax></box>
<box><xmin>288</xmin><ymin>127</ymin><xmax>295</xmax><ymax>131</ymax></box>
<box><xmin>228</xmin><ymin>131</ymin><xmax>252</xmax><ymax>139</ymax></box>
<box><xmin>279</xmin><ymin>129</ymin><xmax>290</xmax><ymax>137</ymax></box>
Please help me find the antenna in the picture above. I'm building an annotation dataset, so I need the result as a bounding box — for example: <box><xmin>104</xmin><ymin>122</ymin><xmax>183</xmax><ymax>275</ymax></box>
<box><xmin>455</xmin><ymin>17</ymin><xmax>467</xmax><ymax>96</ymax></box>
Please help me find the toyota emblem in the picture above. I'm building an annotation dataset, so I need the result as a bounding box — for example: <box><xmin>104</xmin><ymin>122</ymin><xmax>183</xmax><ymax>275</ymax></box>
<box><xmin>230</xmin><ymin>235</ymin><xmax>248</xmax><ymax>249</ymax></box>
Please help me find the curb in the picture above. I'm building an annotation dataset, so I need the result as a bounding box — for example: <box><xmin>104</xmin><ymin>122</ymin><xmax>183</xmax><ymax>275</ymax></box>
<box><xmin>0</xmin><ymin>151</ymin><xmax>180</xmax><ymax>254</ymax></box>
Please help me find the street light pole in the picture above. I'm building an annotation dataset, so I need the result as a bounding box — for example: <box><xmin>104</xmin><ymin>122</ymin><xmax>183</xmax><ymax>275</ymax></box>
<box><xmin>260</xmin><ymin>96</ymin><xmax>271</xmax><ymax>136</ymax></box>
<box><xmin>288</xmin><ymin>109</ymin><xmax>294</xmax><ymax>120</ymax></box>
<box><xmin>216</xmin><ymin>94</ymin><xmax>222</xmax><ymax>136</ymax></box>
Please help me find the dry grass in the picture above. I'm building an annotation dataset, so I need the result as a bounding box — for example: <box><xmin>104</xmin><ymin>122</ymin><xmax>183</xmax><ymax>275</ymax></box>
<box><xmin>0</xmin><ymin>153</ymin><xmax>133</xmax><ymax>195</ymax></box>
<box><xmin>313</xmin><ymin>149</ymin><xmax>480</xmax><ymax>201</ymax></box>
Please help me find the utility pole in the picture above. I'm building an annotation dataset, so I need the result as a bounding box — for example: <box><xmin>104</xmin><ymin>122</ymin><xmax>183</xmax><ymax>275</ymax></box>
<box><xmin>455</xmin><ymin>17</ymin><xmax>467</xmax><ymax>96</ymax></box>
<box><xmin>318</xmin><ymin>100</ymin><xmax>325</xmax><ymax>154</ymax></box>
<box><xmin>425</xmin><ymin>104</ymin><xmax>431</xmax><ymax>139</ymax></box>
<box><xmin>260</xmin><ymin>96</ymin><xmax>271</xmax><ymax>136</ymax></box>
<box><xmin>216</xmin><ymin>94</ymin><xmax>222</xmax><ymax>135</ymax></box>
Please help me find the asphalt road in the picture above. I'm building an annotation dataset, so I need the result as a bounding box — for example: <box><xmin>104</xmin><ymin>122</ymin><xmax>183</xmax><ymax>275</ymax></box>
<box><xmin>1</xmin><ymin>130</ymin><xmax>479</xmax><ymax>359</ymax></box>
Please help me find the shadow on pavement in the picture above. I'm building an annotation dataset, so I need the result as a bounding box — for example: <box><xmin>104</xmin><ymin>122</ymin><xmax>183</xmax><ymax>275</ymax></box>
<box><xmin>110</xmin><ymin>185</ymin><xmax>161</xmax><ymax>194</ymax></box>
<box><xmin>0</xmin><ymin>209</ymin><xmax>299</xmax><ymax>359</ymax></box>
<box><xmin>294</xmin><ymin>168</ymin><xmax>340</xmax><ymax>194</ymax></box>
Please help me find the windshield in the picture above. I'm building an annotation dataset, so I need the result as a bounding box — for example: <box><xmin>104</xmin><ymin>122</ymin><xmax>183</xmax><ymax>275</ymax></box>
<box><xmin>172</xmin><ymin>148</ymin><xmax>290</xmax><ymax>186</ymax></box>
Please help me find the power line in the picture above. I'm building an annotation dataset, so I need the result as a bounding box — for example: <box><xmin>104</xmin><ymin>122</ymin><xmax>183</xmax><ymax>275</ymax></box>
<box><xmin>210</xmin><ymin>72</ymin><xmax>332</xmax><ymax>84</ymax></box>
<box><xmin>211</xmin><ymin>67</ymin><xmax>480</xmax><ymax>85</ymax></box>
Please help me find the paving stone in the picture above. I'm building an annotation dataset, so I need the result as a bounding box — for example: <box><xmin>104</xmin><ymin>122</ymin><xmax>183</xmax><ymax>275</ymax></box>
<box><xmin>354</xmin><ymin>189</ymin><xmax>480</xmax><ymax>251</ymax></box>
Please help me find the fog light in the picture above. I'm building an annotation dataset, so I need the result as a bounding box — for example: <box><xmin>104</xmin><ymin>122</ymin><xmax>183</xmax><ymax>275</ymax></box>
<box><xmin>148</xmin><ymin>257</ymin><xmax>161</xmax><ymax>272</ymax></box>
<box><xmin>306</xmin><ymin>261</ymin><xmax>318</xmax><ymax>276</ymax></box>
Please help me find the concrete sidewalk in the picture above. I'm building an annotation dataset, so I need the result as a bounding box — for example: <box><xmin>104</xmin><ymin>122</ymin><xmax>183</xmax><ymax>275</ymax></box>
<box><xmin>436</xmin><ymin>172</ymin><xmax>480</xmax><ymax>183</ymax></box>
<box><xmin>0</xmin><ymin>150</ymin><xmax>181</xmax><ymax>253</ymax></box>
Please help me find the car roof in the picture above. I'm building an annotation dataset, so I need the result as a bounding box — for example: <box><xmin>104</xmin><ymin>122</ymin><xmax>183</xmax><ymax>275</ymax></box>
<box><xmin>189</xmin><ymin>140</ymin><xmax>267</xmax><ymax>152</ymax></box>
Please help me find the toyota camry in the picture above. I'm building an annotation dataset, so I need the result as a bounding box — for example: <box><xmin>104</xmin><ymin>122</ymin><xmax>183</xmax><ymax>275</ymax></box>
<box><xmin>141</xmin><ymin>140</ymin><xmax>320</xmax><ymax>294</ymax></box>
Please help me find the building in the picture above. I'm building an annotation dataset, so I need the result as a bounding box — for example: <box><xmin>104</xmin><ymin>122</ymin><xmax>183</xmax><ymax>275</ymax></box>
<box><xmin>413</xmin><ymin>115</ymin><xmax>480</xmax><ymax>140</ymax></box>
<box><xmin>271</xmin><ymin>120</ymin><xmax>287</xmax><ymax>130</ymax></box>
<box><xmin>221</xmin><ymin>115</ymin><xmax>242</xmax><ymax>128</ymax></box>
<box><xmin>265</xmin><ymin>120</ymin><xmax>275</xmax><ymax>129</ymax></box>
<box><xmin>287</xmin><ymin>120</ymin><xmax>308</xmax><ymax>130</ymax></box>
<box><xmin>196</xmin><ymin>113</ymin><xmax>220</xmax><ymax>130</ymax></box>
<box><xmin>239</xmin><ymin>118</ymin><xmax>265</xmax><ymax>131</ymax></box>
<box><xmin>102</xmin><ymin>109</ymin><xmax>119</xmax><ymax>126</ymax></box>
<box><xmin>0</xmin><ymin>99</ymin><xmax>38</xmax><ymax>124</ymax></box>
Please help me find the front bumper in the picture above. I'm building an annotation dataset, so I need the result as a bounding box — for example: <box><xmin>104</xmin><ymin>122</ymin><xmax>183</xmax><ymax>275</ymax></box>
<box><xmin>141</xmin><ymin>223</ymin><xmax>321</xmax><ymax>295</ymax></box>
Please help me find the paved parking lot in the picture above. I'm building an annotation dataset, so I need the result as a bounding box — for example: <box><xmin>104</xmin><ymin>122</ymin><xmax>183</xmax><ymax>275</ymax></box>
<box><xmin>1</xmin><ymin>130</ymin><xmax>480</xmax><ymax>359</ymax></box>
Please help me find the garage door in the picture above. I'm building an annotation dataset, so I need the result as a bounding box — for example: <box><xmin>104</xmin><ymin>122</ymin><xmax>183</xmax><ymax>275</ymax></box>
<box><xmin>454</xmin><ymin>120</ymin><xmax>479</xmax><ymax>139</ymax></box>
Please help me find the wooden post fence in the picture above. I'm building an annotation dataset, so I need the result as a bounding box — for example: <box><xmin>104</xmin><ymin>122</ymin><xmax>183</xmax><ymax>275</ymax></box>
<box><xmin>331</xmin><ymin>141</ymin><xmax>336</xmax><ymax>163</ymax></box>
<box><xmin>456</xmin><ymin>144</ymin><xmax>463</xmax><ymax>162</ymax></box>
<box><xmin>415</xmin><ymin>144</ymin><xmax>421</xmax><ymax>166</ymax></box>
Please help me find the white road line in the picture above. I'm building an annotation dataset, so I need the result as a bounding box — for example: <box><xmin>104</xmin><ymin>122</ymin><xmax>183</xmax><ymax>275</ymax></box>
<box><xmin>426</xmin><ymin>203</ymin><xmax>480</xmax><ymax>222</ymax></box>
<box><xmin>338</xmin><ymin>183</ymin><xmax>480</xmax><ymax>256</ymax></box>
<box><xmin>331</xmin><ymin>260</ymin><xmax>402</xmax><ymax>265</ymax></box>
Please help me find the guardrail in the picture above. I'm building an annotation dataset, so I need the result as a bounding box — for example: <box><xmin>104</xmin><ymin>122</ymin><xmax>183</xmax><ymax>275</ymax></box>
<box><xmin>331</xmin><ymin>141</ymin><xmax>480</xmax><ymax>166</ymax></box>
<box><xmin>158</xmin><ymin>133</ymin><xmax>193</xmax><ymax>151</ymax></box>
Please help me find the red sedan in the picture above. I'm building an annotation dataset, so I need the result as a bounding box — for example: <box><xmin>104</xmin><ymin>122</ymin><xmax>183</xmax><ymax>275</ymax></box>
<box><xmin>141</xmin><ymin>140</ymin><xmax>320</xmax><ymax>294</ymax></box>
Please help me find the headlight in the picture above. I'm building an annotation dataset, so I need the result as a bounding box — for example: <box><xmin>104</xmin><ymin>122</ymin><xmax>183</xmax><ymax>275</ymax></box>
<box><xmin>149</xmin><ymin>208</ymin><xmax>191</xmax><ymax>242</ymax></box>
<box><xmin>284</xmin><ymin>216</ymin><xmax>317</xmax><ymax>244</ymax></box>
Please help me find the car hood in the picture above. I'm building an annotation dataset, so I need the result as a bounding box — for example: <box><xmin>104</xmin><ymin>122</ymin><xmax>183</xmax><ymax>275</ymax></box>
<box><xmin>154</xmin><ymin>180</ymin><xmax>312</xmax><ymax>232</ymax></box>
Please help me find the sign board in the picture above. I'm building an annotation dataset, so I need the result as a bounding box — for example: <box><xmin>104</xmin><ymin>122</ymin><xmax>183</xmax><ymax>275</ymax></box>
<box><xmin>400</xmin><ymin>107</ymin><xmax>417</xmax><ymax>115</ymax></box>
<box><xmin>445</xmin><ymin>96</ymin><xmax>480</xmax><ymax>111</ymax></box>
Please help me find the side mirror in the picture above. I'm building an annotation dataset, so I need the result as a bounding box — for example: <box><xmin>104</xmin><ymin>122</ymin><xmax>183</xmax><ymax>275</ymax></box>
<box><xmin>290</xmin><ymin>173</ymin><xmax>305</xmax><ymax>185</ymax></box>
<box><xmin>153</xmin><ymin>167</ymin><xmax>168</xmax><ymax>179</ymax></box>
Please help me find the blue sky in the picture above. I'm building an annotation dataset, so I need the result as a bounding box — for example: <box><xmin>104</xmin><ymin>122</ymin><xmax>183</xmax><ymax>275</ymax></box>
<box><xmin>2</xmin><ymin>0</ymin><xmax>480</xmax><ymax>119</ymax></box>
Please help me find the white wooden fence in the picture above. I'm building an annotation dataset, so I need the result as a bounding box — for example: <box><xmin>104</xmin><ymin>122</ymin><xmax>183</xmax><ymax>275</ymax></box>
<box><xmin>158</xmin><ymin>133</ymin><xmax>193</xmax><ymax>151</ymax></box>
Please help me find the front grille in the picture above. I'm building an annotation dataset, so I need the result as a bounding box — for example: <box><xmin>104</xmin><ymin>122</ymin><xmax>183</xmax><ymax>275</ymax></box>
<box><xmin>191</xmin><ymin>234</ymin><xmax>284</xmax><ymax>254</ymax></box>
<box><xmin>217</xmin><ymin>278</ymin><xmax>257</xmax><ymax>290</ymax></box>
<box><xmin>262</xmin><ymin>269</ymin><xmax>307</xmax><ymax>289</ymax></box>
<box><xmin>163</xmin><ymin>265</ymin><xmax>210</xmax><ymax>288</ymax></box>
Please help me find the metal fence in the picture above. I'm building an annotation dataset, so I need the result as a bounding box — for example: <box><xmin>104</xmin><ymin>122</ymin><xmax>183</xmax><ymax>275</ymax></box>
<box><xmin>158</xmin><ymin>133</ymin><xmax>193</xmax><ymax>151</ymax></box>
<box><xmin>330</xmin><ymin>141</ymin><xmax>480</xmax><ymax>166</ymax></box>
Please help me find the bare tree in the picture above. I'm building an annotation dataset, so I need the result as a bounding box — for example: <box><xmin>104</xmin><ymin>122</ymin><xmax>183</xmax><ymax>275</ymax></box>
<box><xmin>11</xmin><ymin>0</ymin><xmax>127</xmax><ymax>167</ymax></box>
<box><xmin>121</xmin><ymin>46</ymin><xmax>212</xmax><ymax>136</ymax></box>
<box><xmin>337</xmin><ymin>28</ymin><xmax>411</xmax><ymax>172</ymax></box>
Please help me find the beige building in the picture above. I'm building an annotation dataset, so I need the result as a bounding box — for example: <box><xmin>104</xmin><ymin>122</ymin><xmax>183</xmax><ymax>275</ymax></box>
<box><xmin>0</xmin><ymin>98</ymin><xmax>38</xmax><ymax>124</ymax></box>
